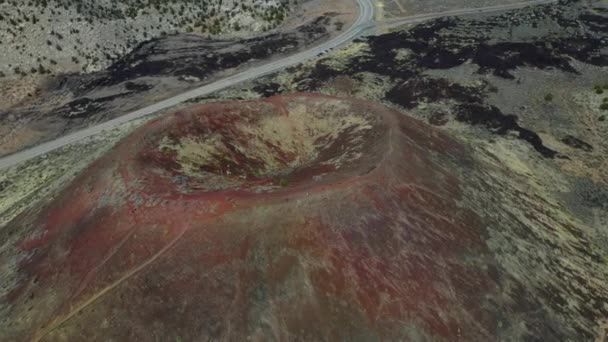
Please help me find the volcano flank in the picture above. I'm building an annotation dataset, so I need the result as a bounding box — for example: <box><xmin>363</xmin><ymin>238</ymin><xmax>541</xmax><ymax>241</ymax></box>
<box><xmin>2</xmin><ymin>94</ymin><xmax>593</xmax><ymax>340</ymax></box>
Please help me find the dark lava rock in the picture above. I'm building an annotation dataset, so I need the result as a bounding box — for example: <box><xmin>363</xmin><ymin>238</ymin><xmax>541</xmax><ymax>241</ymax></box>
<box><xmin>455</xmin><ymin>104</ymin><xmax>558</xmax><ymax>158</ymax></box>
<box><xmin>474</xmin><ymin>42</ymin><xmax>577</xmax><ymax>79</ymax></box>
<box><xmin>561</xmin><ymin>135</ymin><xmax>594</xmax><ymax>151</ymax></box>
<box><xmin>124</xmin><ymin>81</ymin><xmax>153</xmax><ymax>92</ymax></box>
<box><xmin>428</xmin><ymin>112</ymin><xmax>449</xmax><ymax>126</ymax></box>
<box><xmin>385</xmin><ymin>77</ymin><xmax>484</xmax><ymax>109</ymax></box>
<box><xmin>252</xmin><ymin>82</ymin><xmax>282</xmax><ymax>97</ymax></box>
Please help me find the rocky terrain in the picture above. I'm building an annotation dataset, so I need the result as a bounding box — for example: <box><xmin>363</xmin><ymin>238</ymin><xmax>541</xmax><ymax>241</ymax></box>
<box><xmin>1</xmin><ymin>0</ymin><xmax>608</xmax><ymax>340</ymax></box>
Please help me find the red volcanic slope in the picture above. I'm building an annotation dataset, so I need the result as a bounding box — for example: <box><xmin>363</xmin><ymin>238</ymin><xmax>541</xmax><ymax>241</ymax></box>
<box><xmin>3</xmin><ymin>94</ymin><xmax>502</xmax><ymax>341</ymax></box>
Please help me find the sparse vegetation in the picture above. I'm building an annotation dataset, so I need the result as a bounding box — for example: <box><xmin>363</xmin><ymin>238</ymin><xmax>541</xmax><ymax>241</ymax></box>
<box><xmin>0</xmin><ymin>0</ymin><xmax>294</xmax><ymax>78</ymax></box>
<box><xmin>595</xmin><ymin>84</ymin><xmax>607</xmax><ymax>94</ymax></box>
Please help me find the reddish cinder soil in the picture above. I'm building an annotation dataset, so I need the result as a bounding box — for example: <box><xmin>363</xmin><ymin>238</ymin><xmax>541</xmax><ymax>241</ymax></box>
<box><xmin>3</xmin><ymin>94</ymin><xmax>502</xmax><ymax>341</ymax></box>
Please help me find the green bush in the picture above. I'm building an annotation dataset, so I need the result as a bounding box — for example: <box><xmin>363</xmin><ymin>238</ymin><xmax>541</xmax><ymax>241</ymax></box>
<box><xmin>544</xmin><ymin>93</ymin><xmax>554</xmax><ymax>102</ymax></box>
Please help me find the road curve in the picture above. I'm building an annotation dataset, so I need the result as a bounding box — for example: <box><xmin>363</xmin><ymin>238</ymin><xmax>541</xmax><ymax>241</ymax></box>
<box><xmin>0</xmin><ymin>0</ymin><xmax>557</xmax><ymax>171</ymax></box>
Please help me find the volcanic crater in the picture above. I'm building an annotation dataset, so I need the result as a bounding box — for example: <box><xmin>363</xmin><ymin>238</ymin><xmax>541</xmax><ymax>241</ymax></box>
<box><xmin>4</xmin><ymin>94</ymin><xmax>511</xmax><ymax>341</ymax></box>
<box><xmin>138</xmin><ymin>94</ymin><xmax>385</xmax><ymax>192</ymax></box>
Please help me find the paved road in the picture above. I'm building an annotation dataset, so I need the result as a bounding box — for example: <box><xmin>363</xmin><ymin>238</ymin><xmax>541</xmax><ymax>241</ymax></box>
<box><xmin>384</xmin><ymin>0</ymin><xmax>557</xmax><ymax>29</ymax></box>
<box><xmin>0</xmin><ymin>0</ymin><xmax>556</xmax><ymax>171</ymax></box>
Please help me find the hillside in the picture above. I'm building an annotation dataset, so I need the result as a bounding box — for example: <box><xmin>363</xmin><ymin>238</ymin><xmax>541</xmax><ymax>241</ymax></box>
<box><xmin>0</xmin><ymin>0</ymin><xmax>293</xmax><ymax>78</ymax></box>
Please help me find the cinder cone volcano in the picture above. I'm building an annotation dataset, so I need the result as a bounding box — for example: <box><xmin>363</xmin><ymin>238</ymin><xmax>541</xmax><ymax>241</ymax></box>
<box><xmin>3</xmin><ymin>94</ymin><xmax>502</xmax><ymax>341</ymax></box>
